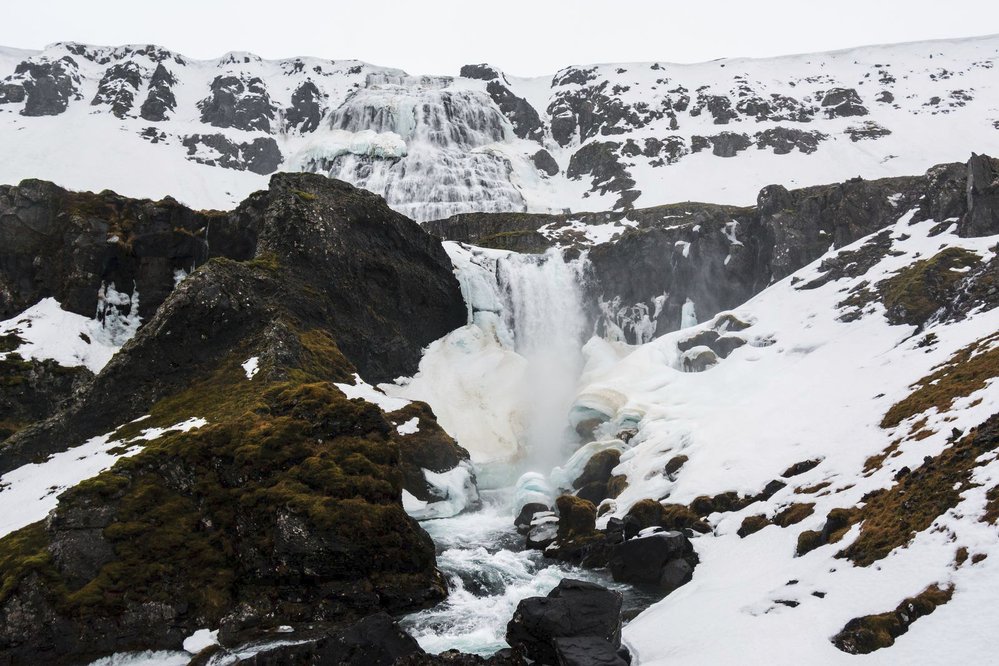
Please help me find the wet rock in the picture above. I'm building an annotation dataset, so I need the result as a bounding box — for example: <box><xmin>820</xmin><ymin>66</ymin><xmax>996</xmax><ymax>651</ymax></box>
<box><xmin>506</xmin><ymin>579</ymin><xmax>623</xmax><ymax>665</ymax></box>
<box><xmin>573</xmin><ymin>450</ymin><xmax>621</xmax><ymax>490</ymax></box>
<box><xmin>397</xmin><ymin>648</ymin><xmax>527</xmax><ymax>665</ymax></box>
<box><xmin>526</xmin><ymin>522</ymin><xmax>559</xmax><ymax>550</ymax></box>
<box><xmin>821</xmin><ymin>88</ymin><xmax>868</xmax><ymax>118</ymax></box>
<box><xmin>215</xmin><ymin>614</ymin><xmax>424</xmax><ymax>665</ymax></box>
<box><xmin>516</xmin><ymin>503</ymin><xmax>552</xmax><ymax>534</ymax></box>
<box><xmin>139</xmin><ymin>63</ymin><xmax>178</xmax><ymax>121</ymax></box>
<box><xmin>607</xmin><ymin>531</ymin><xmax>697</xmax><ymax>592</ymax></box>
<box><xmin>553</xmin><ymin>636</ymin><xmax>630</xmax><ymax>666</ymax></box>
<box><xmin>556</xmin><ymin>495</ymin><xmax>597</xmax><ymax>541</ymax></box>
<box><xmin>389</xmin><ymin>401</ymin><xmax>476</xmax><ymax>506</ymax></box>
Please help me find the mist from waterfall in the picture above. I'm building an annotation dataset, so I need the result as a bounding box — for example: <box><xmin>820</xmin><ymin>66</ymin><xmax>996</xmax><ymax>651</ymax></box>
<box><xmin>495</xmin><ymin>248</ymin><xmax>591</xmax><ymax>474</ymax></box>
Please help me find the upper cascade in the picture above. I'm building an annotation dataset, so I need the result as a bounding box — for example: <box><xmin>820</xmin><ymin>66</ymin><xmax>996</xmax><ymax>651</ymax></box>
<box><xmin>0</xmin><ymin>35</ymin><xmax>998</xmax><ymax>219</ymax></box>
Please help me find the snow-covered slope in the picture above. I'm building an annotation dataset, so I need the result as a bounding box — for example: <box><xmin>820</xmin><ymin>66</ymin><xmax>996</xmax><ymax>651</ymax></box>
<box><xmin>1</xmin><ymin>37</ymin><xmax>998</xmax><ymax>219</ymax></box>
<box><xmin>568</xmin><ymin>212</ymin><xmax>999</xmax><ymax>663</ymax></box>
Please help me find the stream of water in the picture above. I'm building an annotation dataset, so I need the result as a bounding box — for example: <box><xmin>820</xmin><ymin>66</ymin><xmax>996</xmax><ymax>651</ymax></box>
<box><xmin>401</xmin><ymin>490</ymin><xmax>659</xmax><ymax>656</ymax></box>
<box><xmin>400</xmin><ymin>247</ymin><xmax>659</xmax><ymax>655</ymax></box>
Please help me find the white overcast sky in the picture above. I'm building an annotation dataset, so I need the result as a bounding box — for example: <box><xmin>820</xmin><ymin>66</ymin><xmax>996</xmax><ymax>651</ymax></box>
<box><xmin>2</xmin><ymin>0</ymin><xmax>998</xmax><ymax>76</ymax></box>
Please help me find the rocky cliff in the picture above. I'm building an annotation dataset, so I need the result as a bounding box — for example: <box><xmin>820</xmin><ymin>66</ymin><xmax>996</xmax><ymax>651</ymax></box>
<box><xmin>0</xmin><ymin>37</ymin><xmax>997</xmax><ymax>220</ymax></box>
<box><xmin>0</xmin><ymin>174</ymin><xmax>467</xmax><ymax>663</ymax></box>
<box><xmin>431</xmin><ymin>154</ymin><xmax>996</xmax><ymax>343</ymax></box>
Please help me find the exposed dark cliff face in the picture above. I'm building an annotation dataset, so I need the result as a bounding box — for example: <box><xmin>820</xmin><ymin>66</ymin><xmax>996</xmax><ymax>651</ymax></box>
<box><xmin>0</xmin><ymin>57</ymin><xmax>82</xmax><ymax>116</ymax></box>
<box><xmin>0</xmin><ymin>174</ymin><xmax>466</xmax><ymax>473</ymax></box>
<box><xmin>139</xmin><ymin>63</ymin><xmax>178</xmax><ymax>122</ymax></box>
<box><xmin>0</xmin><ymin>179</ymin><xmax>252</xmax><ymax>322</ymax></box>
<box><xmin>198</xmin><ymin>75</ymin><xmax>276</xmax><ymax>132</ymax></box>
<box><xmin>0</xmin><ymin>174</ymin><xmax>468</xmax><ymax>664</ymax></box>
<box><xmin>430</xmin><ymin>155</ymin><xmax>997</xmax><ymax>343</ymax></box>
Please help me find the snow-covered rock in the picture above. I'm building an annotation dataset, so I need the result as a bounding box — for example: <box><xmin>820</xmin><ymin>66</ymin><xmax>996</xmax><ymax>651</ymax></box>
<box><xmin>1</xmin><ymin>37</ymin><xmax>998</xmax><ymax>221</ymax></box>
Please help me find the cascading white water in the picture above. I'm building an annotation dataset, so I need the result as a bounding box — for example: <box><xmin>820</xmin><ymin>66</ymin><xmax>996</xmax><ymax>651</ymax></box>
<box><xmin>293</xmin><ymin>76</ymin><xmax>530</xmax><ymax>222</ymax></box>
<box><xmin>393</xmin><ymin>244</ymin><xmax>640</xmax><ymax>658</ymax></box>
<box><xmin>495</xmin><ymin>248</ymin><xmax>591</xmax><ymax>473</ymax></box>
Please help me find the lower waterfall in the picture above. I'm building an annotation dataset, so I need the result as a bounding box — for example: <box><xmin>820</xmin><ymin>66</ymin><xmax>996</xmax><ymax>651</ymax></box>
<box><xmin>396</xmin><ymin>245</ymin><xmax>656</xmax><ymax>655</ymax></box>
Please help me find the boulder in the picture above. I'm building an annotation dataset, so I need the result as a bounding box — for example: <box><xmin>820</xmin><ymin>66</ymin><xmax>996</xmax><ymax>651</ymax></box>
<box><xmin>607</xmin><ymin>531</ymin><xmax>697</xmax><ymax>592</ymax></box>
<box><xmin>211</xmin><ymin>613</ymin><xmax>424</xmax><ymax>665</ymax></box>
<box><xmin>516</xmin><ymin>503</ymin><xmax>552</xmax><ymax>534</ymax></box>
<box><xmin>506</xmin><ymin>579</ymin><xmax>623</xmax><ymax>665</ymax></box>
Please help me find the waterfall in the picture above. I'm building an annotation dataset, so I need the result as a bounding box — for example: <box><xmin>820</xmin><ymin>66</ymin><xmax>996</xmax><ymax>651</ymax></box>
<box><xmin>495</xmin><ymin>249</ymin><xmax>591</xmax><ymax>472</ymax></box>
<box><xmin>292</xmin><ymin>76</ymin><xmax>530</xmax><ymax>222</ymax></box>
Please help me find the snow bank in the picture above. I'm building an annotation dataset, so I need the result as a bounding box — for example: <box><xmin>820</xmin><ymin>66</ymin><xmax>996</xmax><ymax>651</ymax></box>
<box><xmin>0</xmin><ymin>297</ymin><xmax>135</xmax><ymax>373</ymax></box>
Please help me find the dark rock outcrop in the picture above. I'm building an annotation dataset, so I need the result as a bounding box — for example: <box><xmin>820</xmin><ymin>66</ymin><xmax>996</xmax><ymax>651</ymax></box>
<box><xmin>755</xmin><ymin>127</ymin><xmax>827</xmax><ymax>155</ymax></box>
<box><xmin>1</xmin><ymin>58</ymin><xmax>81</xmax><ymax>116</ymax></box>
<box><xmin>485</xmin><ymin>79</ymin><xmax>543</xmax><ymax>141</ymax></box>
<box><xmin>821</xmin><ymin>88</ymin><xmax>868</xmax><ymax>118</ymax></box>
<box><xmin>0</xmin><ymin>179</ymin><xmax>238</xmax><ymax>322</ymax></box>
<box><xmin>91</xmin><ymin>62</ymin><xmax>142</xmax><ymax>118</ymax></box>
<box><xmin>607</xmin><ymin>531</ymin><xmax>697</xmax><ymax>593</ymax></box>
<box><xmin>506</xmin><ymin>579</ymin><xmax>624</xmax><ymax>665</ymax></box>
<box><xmin>961</xmin><ymin>153</ymin><xmax>999</xmax><ymax>237</ymax></box>
<box><xmin>207</xmin><ymin>613</ymin><xmax>425</xmax><ymax>665</ymax></box>
<box><xmin>0</xmin><ymin>174</ymin><xmax>467</xmax><ymax>664</ymax></box>
<box><xmin>285</xmin><ymin>81</ymin><xmax>326</xmax><ymax>133</ymax></box>
<box><xmin>0</xmin><ymin>174</ymin><xmax>466</xmax><ymax>473</ymax></box>
<box><xmin>139</xmin><ymin>63</ymin><xmax>178</xmax><ymax>122</ymax></box>
<box><xmin>431</xmin><ymin>155</ymin><xmax>998</xmax><ymax>344</ymax></box>
<box><xmin>198</xmin><ymin>75</ymin><xmax>276</xmax><ymax>132</ymax></box>
<box><xmin>182</xmin><ymin>134</ymin><xmax>283</xmax><ymax>174</ymax></box>
<box><xmin>0</xmin><ymin>346</ymin><xmax>92</xmax><ymax>442</ymax></box>
<box><xmin>691</xmin><ymin>132</ymin><xmax>752</xmax><ymax>157</ymax></box>
<box><xmin>532</xmin><ymin>149</ymin><xmax>560</xmax><ymax>177</ymax></box>
<box><xmin>567</xmin><ymin>142</ymin><xmax>638</xmax><ymax>210</ymax></box>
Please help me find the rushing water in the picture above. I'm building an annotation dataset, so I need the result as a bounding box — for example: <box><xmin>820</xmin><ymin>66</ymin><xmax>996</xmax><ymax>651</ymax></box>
<box><xmin>398</xmin><ymin>248</ymin><xmax>660</xmax><ymax>656</ymax></box>
<box><xmin>496</xmin><ymin>249</ymin><xmax>591</xmax><ymax>473</ymax></box>
<box><xmin>401</xmin><ymin>490</ymin><xmax>659</xmax><ymax>656</ymax></box>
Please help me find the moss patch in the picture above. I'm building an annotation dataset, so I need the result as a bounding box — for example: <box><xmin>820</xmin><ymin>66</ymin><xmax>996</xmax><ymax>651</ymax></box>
<box><xmin>877</xmin><ymin>247</ymin><xmax>980</xmax><ymax>327</ymax></box>
<box><xmin>881</xmin><ymin>333</ymin><xmax>999</xmax><ymax>430</ymax></box>
<box><xmin>737</xmin><ymin>515</ymin><xmax>769</xmax><ymax>538</ymax></box>
<box><xmin>773</xmin><ymin>503</ymin><xmax>815</xmax><ymax>527</ymax></box>
<box><xmin>840</xmin><ymin>414</ymin><xmax>999</xmax><ymax>566</ymax></box>
<box><xmin>0</xmin><ymin>324</ymin><xmax>441</xmax><ymax>638</ymax></box>
<box><xmin>832</xmin><ymin>584</ymin><xmax>953</xmax><ymax>654</ymax></box>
